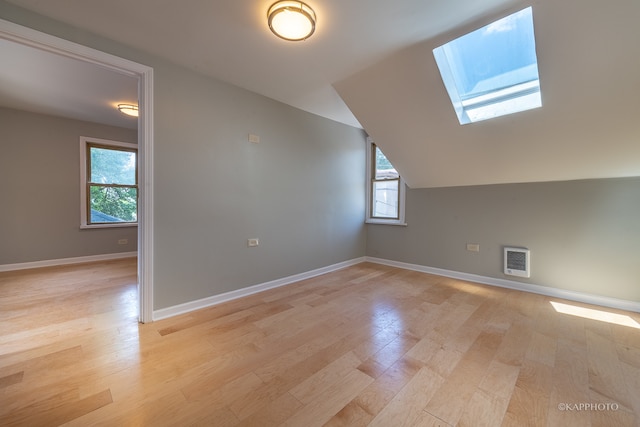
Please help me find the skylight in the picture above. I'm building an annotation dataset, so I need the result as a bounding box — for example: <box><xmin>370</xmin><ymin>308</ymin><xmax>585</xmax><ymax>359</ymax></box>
<box><xmin>433</xmin><ymin>7</ymin><xmax>541</xmax><ymax>124</ymax></box>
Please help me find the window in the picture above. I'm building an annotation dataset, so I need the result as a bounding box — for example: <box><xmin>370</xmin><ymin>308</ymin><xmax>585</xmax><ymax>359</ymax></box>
<box><xmin>366</xmin><ymin>138</ymin><xmax>406</xmax><ymax>225</ymax></box>
<box><xmin>80</xmin><ymin>137</ymin><xmax>138</xmax><ymax>228</ymax></box>
<box><xmin>433</xmin><ymin>7</ymin><xmax>541</xmax><ymax>124</ymax></box>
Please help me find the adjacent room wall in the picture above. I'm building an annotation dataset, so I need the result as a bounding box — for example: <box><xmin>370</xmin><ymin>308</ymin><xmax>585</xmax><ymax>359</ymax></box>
<box><xmin>0</xmin><ymin>3</ymin><xmax>367</xmax><ymax>310</ymax></box>
<box><xmin>0</xmin><ymin>107</ymin><xmax>138</xmax><ymax>265</ymax></box>
<box><xmin>366</xmin><ymin>178</ymin><xmax>640</xmax><ymax>302</ymax></box>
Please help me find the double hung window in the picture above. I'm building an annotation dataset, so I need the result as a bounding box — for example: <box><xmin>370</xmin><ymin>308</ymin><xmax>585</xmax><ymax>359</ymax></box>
<box><xmin>366</xmin><ymin>138</ymin><xmax>405</xmax><ymax>225</ymax></box>
<box><xmin>80</xmin><ymin>137</ymin><xmax>138</xmax><ymax>228</ymax></box>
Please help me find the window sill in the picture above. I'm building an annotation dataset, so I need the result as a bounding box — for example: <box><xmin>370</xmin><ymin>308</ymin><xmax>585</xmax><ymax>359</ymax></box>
<box><xmin>81</xmin><ymin>223</ymin><xmax>138</xmax><ymax>230</ymax></box>
<box><xmin>365</xmin><ymin>219</ymin><xmax>407</xmax><ymax>226</ymax></box>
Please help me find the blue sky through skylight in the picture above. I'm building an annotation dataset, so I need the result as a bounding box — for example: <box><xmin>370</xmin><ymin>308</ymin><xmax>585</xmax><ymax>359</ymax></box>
<box><xmin>433</xmin><ymin>7</ymin><xmax>541</xmax><ymax>124</ymax></box>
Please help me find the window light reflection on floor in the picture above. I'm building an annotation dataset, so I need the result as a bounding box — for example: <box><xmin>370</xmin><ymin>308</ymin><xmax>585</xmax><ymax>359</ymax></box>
<box><xmin>550</xmin><ymin>301</ymin><xmax>640</xmax><ymax>329</ymax></box>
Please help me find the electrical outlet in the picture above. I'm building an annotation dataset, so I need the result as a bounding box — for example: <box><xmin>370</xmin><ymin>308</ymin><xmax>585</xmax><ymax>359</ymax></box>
<box><xmin>466</xmin><ymin>243</ymin><xmax>480</xmax><ymax>252</ymax></box>
<box><xmin>247</xmin><ymin>238</ymin><xmax>259</xmax><ymax>247</ymax></box>
<box><xmin>248</xmin><ymin>134</ymin><xmax>260</xmax><ymax>143</ymax></box>
<box><xmin>118</xmin><ymin>239</ymin><xmax>128</xmax><ymax>245</ymax></box>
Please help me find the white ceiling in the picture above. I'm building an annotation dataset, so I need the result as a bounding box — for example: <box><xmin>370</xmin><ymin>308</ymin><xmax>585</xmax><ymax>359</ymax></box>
<box><xmin>2</xmin><ymin>0</ymin><xmax>639</xmax><ymax>187</ymax></box>
<box><xmin>0</xmin><ymin>37</ymin><xmax>139</xmax><ymax>129</ymax></box>
<box><xmin>1</xmin><ymin>0</ymin><xmax>518</xmax><ymax>129</ymax></box>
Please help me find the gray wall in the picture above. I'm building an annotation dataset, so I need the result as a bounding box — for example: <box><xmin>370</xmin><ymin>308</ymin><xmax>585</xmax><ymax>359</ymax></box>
<box><xmin>153</xmin><ymin>66</ymin><xmax>367</xmax><ymax>307</ymax></box>
<box><xmin>0</xmin><ymin>2</ymin><xmax>367</xmax><ymax>309</ymax></box>
<box><xmin>0</xmin><ymin>107</ymin><xmax>138</xmax><ymax>264</ymax></box>
<box><xmin>367</xmin><ymin>178</ymin><xmax>640</xmax><ymax>302</ymax></box>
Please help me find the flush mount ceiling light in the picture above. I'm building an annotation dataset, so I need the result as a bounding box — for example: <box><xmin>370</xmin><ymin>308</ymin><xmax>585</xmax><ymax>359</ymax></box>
<box><xmin>268</xmin><ymin>1</ymin><xmax>316</xmax><ymax>41</ymax></box>
<box><xmin>117</xmin><ymin>103</ymin><xmax>139</xmax><ymax>117</ymax></box>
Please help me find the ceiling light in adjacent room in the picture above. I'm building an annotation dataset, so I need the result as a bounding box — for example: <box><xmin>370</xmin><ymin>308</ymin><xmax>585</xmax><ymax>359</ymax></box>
<box><xmin>268</xmin><ymin>1</ymin><xmax>316</xmax><ymax>41</ymax></box>
<box><xmin>117</xmin><ymin>104</ymin><xmax>138</xmax><ymax>117</ymax></box>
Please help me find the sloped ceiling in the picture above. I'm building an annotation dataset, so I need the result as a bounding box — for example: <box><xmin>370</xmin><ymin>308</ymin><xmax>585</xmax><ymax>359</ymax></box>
<box><xmin>335</xmin><ymin>0</ymin><xmax>640</xmax><ymax>187</ymax></box>
<box><xmin>2</xmin><ymin>0</ymin><xmax>639</xmax><ymax>188</ymax></box>
<box><xmin>0</xmin><ymin>38</ymin><xmax>139</xmax><ymax>129</ymax></box>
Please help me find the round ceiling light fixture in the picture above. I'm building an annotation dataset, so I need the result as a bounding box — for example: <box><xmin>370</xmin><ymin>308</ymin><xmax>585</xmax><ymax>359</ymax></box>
<box><xmin>268</xmin><ymin>1</ymin><xmax>316</xmax><ymax>41</ymax></box>
<box><xmin>117</xmin><ymin>103</ymin><xmax>139</xmax><ymax>117</ymax></box>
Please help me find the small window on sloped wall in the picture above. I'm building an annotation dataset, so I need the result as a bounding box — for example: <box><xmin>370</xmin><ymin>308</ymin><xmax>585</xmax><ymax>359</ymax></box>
<box><xmin>366</xmin><ymin>138</ymin><xmax>406</xmax><ymax>225</ymax></box>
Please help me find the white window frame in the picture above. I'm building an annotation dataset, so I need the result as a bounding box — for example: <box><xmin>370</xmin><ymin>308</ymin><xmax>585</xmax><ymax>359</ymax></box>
<box><xmin>80</xmin><ymin>136</ymin><xmax>138</xmax><ymax>229</ymax></box>
<box><xmin>432</xmin><ymin>6</ymin><xmax>541</xmax><ymax>125</ymax></box>
<box><xmin>365</xmin><ymin>137</ymin><xmax>406</xmax><ymax>226</ymax></box>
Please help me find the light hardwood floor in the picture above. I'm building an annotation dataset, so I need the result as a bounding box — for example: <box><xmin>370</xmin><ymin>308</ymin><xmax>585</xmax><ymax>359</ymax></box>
<box><xmin>1</xmin><ymin>259</ymin><xmax>639</xmax><ymax>426</ymax></box>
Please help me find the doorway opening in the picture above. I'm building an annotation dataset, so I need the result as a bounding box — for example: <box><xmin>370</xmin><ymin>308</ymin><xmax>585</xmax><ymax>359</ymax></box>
<box><xmin>0</xmin><ymin>18</ymin><xmax>154</xmax><ymax>322</ymax></box>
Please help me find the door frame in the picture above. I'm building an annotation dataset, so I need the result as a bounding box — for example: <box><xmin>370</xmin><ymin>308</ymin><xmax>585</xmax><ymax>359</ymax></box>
<box><xmin>0</xmin><ymin>18</ymin><xmax>155</xmax><ymax>322</ymax></box>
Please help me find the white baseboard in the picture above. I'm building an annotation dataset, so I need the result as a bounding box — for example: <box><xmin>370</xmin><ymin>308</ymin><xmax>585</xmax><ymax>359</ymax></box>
<box><xmin>366</xmin><ymin>257</ymin><xmax>640</xmax><ymax>313</ymax></box>
<box><xmin>0</xmin><ymin>252</ymin><xmax>137</xmax><ymax>272</ymax></box>
<box><xmin>153</xmin><ymin>257</ymin><xmax>367</xmax><ymax>321</ymax></box>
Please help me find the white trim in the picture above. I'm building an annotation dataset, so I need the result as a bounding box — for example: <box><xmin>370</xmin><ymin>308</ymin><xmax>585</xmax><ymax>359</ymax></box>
<box><xmin>153</xmin><ymin>257</ymin><xmax>366</xmax><ymax>321</ymax></box>
<box><xmin>366</xmin><ymin>219</ymin><xmax>408</xmax><ymax>226</ymax></box>
<box><xmin>0</xmin><ymin>252</ymin><xmax>137</xmax><ymax>272</ymax></box>
<box><xmin>138</xmin><ymin>66</ymin><xmax>154</xmax><ymax>323</ymax></box>
<box><xmin>366</xmin><ymin>257</ymin><xmax>640</xmax><ymax>313</ymax></box>
<box><xmin>0</xmin><ymin>18</ymin><xmax>154</xmax><ymax>323</ymax></box>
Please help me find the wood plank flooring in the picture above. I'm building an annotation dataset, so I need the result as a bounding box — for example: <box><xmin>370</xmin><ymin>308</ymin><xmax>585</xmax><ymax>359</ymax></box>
<box><xmin>1</xmin><ymin>259</ymin><xmax>639</xmax><ymax>426</ymax></box>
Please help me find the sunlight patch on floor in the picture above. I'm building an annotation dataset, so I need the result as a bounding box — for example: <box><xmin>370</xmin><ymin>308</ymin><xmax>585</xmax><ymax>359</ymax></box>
<box><xmin>550</xmin><ymin>301</ymin><xmax>640</xmax><ymax>329</ymax></box>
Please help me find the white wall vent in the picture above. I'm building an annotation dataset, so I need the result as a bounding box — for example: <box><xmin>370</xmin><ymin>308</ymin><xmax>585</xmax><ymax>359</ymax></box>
<box><xmin>504</xmin><ymin>247</ymin><xmax>530</xmax><ymax>278</ymax></box>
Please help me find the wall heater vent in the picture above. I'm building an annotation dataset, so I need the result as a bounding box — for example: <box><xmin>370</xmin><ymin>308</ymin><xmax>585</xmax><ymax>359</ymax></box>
<box><xmin>504</xmin><ymin>247</ymin><xmax>530</xmax><ymax>278</ymax></box>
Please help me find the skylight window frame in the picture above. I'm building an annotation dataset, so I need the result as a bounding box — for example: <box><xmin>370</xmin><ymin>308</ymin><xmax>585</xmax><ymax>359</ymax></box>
<box><xmin>433</xmin><ymin>6</ymin><xmax>542</xmax><ymax>125</ymax></box>
<box><xmin>460</xmin><ymin>79</ymin><xmax>540</xmax><ymax>110</ymax></box>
